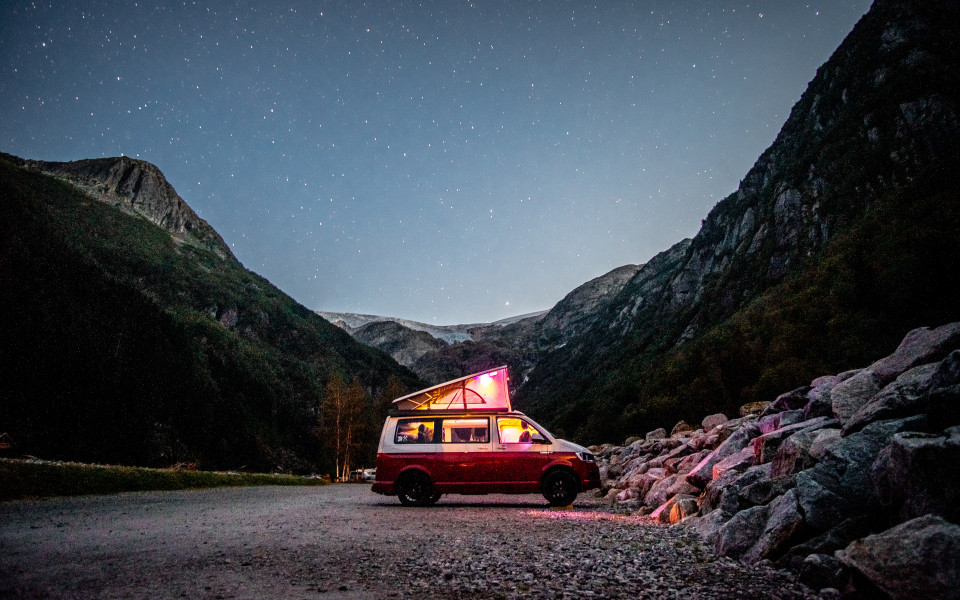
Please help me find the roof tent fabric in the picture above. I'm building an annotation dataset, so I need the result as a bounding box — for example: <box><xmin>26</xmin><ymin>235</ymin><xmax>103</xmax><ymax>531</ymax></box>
<box><xmin>392</xmin><ymin>366</ymin><xmax>511</xmax><ymax>411</ymax></box>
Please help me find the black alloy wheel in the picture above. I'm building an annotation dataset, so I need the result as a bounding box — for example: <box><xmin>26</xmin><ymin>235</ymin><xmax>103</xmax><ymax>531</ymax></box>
<box><xmin>396</xmin><ymin>471</ymin><xmax>435</xmax><ymax>507</ymax></box>
<box><xmin>542</xmin><ymin>469</ymin><xmax>579</xmax><ymax>507</ymax></box>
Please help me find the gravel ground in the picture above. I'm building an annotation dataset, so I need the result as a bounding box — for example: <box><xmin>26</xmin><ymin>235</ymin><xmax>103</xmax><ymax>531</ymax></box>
<box><xmin>0</xmin><ymin>485</ymin><xmax>818</xmax><ymax>599</ymax></box>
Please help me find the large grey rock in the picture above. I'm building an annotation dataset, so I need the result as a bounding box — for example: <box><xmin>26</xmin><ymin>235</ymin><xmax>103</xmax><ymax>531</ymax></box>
<box><xmin>758</xmin><ymin>409</ymin><xmax>805</xmax><ymax>434</ymax></box>
<box><xmin>710</xmin><ymin>446</ymin><xmax>755</xmax><ymax>481</ymax></box>
<box><xmin>842</xmin><ymin>363</ymin><xmax>937</xmax><ymax>435</ymax></box>
<box><xmin>699</xmin><ymin>461</ymin><xmax>758</xmax><ymax>514</ymax></box>
<box><xmin>740</xmin><ymin>474</ymin><xmax>797</xmax><ymax>508</ymax></box>
<box><xmin>866</xmin><ymin>323</ymin><xmax>960</xmax><ymax>387</ymax></box>
<box><xmin>872</xmin><ymin>427</ymin><xmax>960</xmax><ymax>522</ymax></box>
<box><xmin>680</xmin><ymin>508</ymin><xmax>732</xmax><ymax>548</ymax></box>
<box><xmin>651</xmin><ymin>493</ymin><xmax>699</xmax><ymax>524</ymax></box>
<box><xmin>925</xmin><ymin>350</ymin><xmax>960</xmax><ymax>427</ymax></box>
<box><xmin>645</xmin><ymin>427</ymin><xmax>668</xmax><ymax>440</ymax></box>
<box><xmin>771</xmin><ymin>426</ymin><xmax>838</xmax><ymax>477</ymax></box>
<box><xmin>837</xmin><ymin>515</ymin><xmax>960</xmax><ymax>600</ymax></box>
<box><xmin>714</xmin><ymin>464</ymin><xmax>773</xmax><ymax>516</ymax></box>
<box><xmin>831</xmin><ymin>369</ymin><xmax>883</xmax><ymax>423</ymax></box>
<box><xmin>701</xmin><ymin>413</ymin><xmax>729</xmax><ymax>431</ymax></box>
<box><xmin>762</xmin><ymin>387</ymin><xmax>812</xmax><ymax>416</ymax></box>
<box><xmin>686</xmin><ymin>419</ymin><xmax>761</xmax><ymax>488</ymax></box>
<box><xmin>741</xmin><ymin>489</ymin><xmax>805</xmax><ymax>563</ymax></box>
<box><xmin>670</xmin><ymin>449</ymin><xmax>711</xmax><ymax>476</ymax></box>
<box><xmin>752</xmin><ymin>416</ymin><xmax>837</xmax><ymax>464</ymax></box>
<box><xmin>779</xmin><ymin>516</ymin><xmax>876</xmax><ymax>573</ymax></box>
<box><xmin>716</xmin><ymin>503</ymin><xmax>770</xmax><ymax>559</ymax></box>
<box><xmin>796</xmin><ymin>416</ymin><xmax>926</xmax><ymax>532</ymax></box>
<box><xmin>808</xmin><ymin>428</ymin><xmax>842</xmax><ymax>458</ymax></box>
<box><xmin>668</xmin><ymin>496</ymin><xmax>700</xmax><ymax>524</ymax></box>
<box><xmin>644</xmin><ymin>473</ymin><xmax>700</xmax><ymax>508</ymax></box>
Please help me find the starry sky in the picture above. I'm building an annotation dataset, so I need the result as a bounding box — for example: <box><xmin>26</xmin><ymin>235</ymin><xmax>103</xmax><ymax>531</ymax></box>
<box><xmin>1</xmin><ymin>1</ymin><xmax>872</xmax><ymax>325</ymax></box>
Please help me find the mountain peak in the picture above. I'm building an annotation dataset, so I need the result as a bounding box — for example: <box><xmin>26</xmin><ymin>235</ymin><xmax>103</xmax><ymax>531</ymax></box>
<box><xmin>25</xmin><ymin>156</ymin><xmax>233</xmax><ymax>260</ymax></box>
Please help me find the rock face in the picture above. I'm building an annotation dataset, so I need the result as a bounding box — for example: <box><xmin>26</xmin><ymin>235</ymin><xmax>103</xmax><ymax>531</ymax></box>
<box><xmin>26</xmin><ymin>156</ymin><xmax>233</xmax><ymax>259</ymax></box>
<box><xmin>592</xmin><ymin>323</ymin><xmax>960</xmax><ymax>598</ymax></box>
<box><xmin>324</xmin><ymin>263</ymin><xmax>641</xmax><ymax>386</ymax></box>
<box><xmin>349</xmin><ymin>321</ymin><xmax>448</xmax><ymax>368</ymax></box>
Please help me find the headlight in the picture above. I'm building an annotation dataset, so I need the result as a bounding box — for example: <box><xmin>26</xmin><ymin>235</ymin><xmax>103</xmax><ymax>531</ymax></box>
<box><xmin>576</xmin><ymin>452</ymin><xmax>596</xmax><ymax>463</ymax></box>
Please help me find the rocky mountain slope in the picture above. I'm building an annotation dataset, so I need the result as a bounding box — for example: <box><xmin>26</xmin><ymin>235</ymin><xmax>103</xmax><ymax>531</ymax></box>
<box><xmin>591</xmin><ymin>322</ymin><xmax>960</xmax><ymax>598</ymax></box>
<box><xmin>514</xmin><ymin>0</ymin><xmax>960</xmax><ymax>442</ymax></box>
<box><xmin>323</xmin><ymin>263</ymin><xmax>640</xmax><ymax>388</ymax></box>
<box><xmin>0</xmin><ymin>153</ymin><xmax>419</xmax><ymax>472</ymax></box>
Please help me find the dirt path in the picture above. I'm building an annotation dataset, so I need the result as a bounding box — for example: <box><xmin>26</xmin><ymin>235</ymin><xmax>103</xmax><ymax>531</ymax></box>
<box><xmin>0</xmin><ymin>485</ymin><xmax>816</xmax><ymax>599</ymax></box>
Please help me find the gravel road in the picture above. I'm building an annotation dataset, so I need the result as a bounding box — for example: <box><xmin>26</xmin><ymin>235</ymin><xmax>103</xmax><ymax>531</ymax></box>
<box><xmin>0</xmin><ymin>485</ymin><xmax>818</xmax><ymax>599</ymax></box>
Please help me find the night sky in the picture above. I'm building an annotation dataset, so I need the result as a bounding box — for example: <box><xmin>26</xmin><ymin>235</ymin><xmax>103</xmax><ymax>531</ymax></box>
<box><xmin>1</xmin><ymin>1</ymin><xmax>871</xmax><ymax>325</ymax></box>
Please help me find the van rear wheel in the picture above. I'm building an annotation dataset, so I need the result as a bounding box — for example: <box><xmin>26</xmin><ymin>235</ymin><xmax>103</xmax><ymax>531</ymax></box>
<box><xmin>542</xmin><ymin>469</ymin><xmax>579</xmax><ymax>507</ymax></box>
<box><xmin>396</xmin><ymin>471</ymin><xmax>435</xmax><ymax>507</ymax></box>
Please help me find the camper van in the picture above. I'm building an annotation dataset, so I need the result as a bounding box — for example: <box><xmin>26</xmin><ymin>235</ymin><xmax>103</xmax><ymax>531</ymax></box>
<box><xmin>371</xmin><ymin>366</ymin><xmax>600</xmax><ymax>507</ymax></box>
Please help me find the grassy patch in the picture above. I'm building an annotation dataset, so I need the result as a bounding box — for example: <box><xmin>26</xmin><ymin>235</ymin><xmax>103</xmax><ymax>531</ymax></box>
<box><xmin>0</xmin><ymin>458</ymin><xmax>326</xmax><ymax>502</ymax></box>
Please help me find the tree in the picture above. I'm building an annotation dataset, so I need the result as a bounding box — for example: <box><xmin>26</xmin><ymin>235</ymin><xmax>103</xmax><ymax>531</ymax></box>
<box><xmin>318</xmin><ymin>373</ymin><xmax>367</xmax><ymax>480</ymax></box>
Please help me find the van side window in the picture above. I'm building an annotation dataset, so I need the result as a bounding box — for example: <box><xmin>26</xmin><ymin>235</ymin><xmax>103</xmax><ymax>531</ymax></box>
<box><xmin>395</xmin><ymin>419</ymin><xmax>435</xmax><ymax>444</ymax></box>
<box><xmin>497</xmin><ymin>417</ymin><xmax>546</xmax><ymax>444</ymax></box>
<box><xmin>441</xmin><ymin>418</ymin><xmax>489</xmax><ymax>443</ymax></box>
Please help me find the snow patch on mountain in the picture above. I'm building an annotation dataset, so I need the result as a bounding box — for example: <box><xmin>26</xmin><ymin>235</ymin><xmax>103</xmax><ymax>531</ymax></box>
<box><xmin>316</xmin><ymin>310</ymin><xmax>547</xmax><ymax>344</ymax></box>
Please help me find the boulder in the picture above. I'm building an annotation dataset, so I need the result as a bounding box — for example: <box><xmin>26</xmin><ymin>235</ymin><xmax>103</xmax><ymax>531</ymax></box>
<box><xmin>739</xmin><ymin>401</ymin><xmax>770</xmax><ymax>417</ymax></box>
<box><xmin>866</xmin><ymin>323</ymin><xmax>960</xmax><ymax>387</ymax></box>
<box><xmin>644</xmin><ymin>473</ymin><xmax>700</xmax><ymax>508</ymax></box>
<box><xmin>645</xmin><ymin>427</ymin><xmax>668</xmax><ymax>441</ymax></box>
<box><xmin>672</xmin><ymin>449</ymin><xmax>712</xmax><ymax>476</ymax></box>
<box><xmin>842</xmin><ymin>363</ymin><xmax>937</xmax><ymax>435</ymax></box>
<box><xmin>808</xmin><ymin>428</ymin><xmax>841</xmax><ymax>458</ymax></box>
<box><xmin>778</xmin><ymin>516</ymin><xmax>877</xmax><ymax>572</ymax></box>
<box><xmin>740</xmin><ymin>474</ymin><xmax>797</xmax><ymax>508</ymax></box>
<box><xmin>752</xmin><ymin>417</ymin><xmax>838</xmax><ymax>464</ymax></box>
<box><xmin>711</xmin><ymin>446</ymin><xmax>755</xmax><ymax>481</ymax></box>
<box><xmin>651</xmin><ymin>493</ymin><xmax>698</xmax><ymax>524</ymax></box>
<box><xmin>699</xmin><ymin>462</ymin><xmax>755</xmax><ymax>514</ymax></box>
<box><xmin>771</xmin><ymin>427</ymin><xmax>832</xmax><ymax>477</ymax></box>
<box><xmin>686</xmin><ymin>419</ymin><xmax>762</xmax><ymax>488</ymax></box>
<box><xmin>701</xmin><ymin>413</ymin><xmax>728</xmax><ymax>431</ymax></box>
<box><xmin>837</xmin><ymin>515</ymin><xmax>960</xmax><ymax>600</ymax></box>
<box><xmin>741</xmin><ymin>489</ymin><xmax>805</xmax><ymax>563</ymax></box>
<box><xmin>758</xmin><ymin>409</ymin><xmax>805</xmax><ymax>434</ymax></box>
<box><xmin>797</xmin><ymin>553</ymin><xmax>843</xmax><ymax>593</ymax></box>
<box><xmin>624</xmin><ymin>471</ymin><xmax>661</xmax><ymax>501</ymax></box>
<box><xmin>670</xmin><ymin>420</ymin><xmax>695</xmax><ymax>436</ymax></box>
<box><xmin>714</xmin><ymin>464</ymin><xmax>772</xmax><ymax>516</ymax></box>
<box><xmin>924</xmin><ymin>349</ymin><xmax>960</xmax><ymax>427</ymax></box>
<box><xmin>830</xmin><ymin>369</ymin><xmax>883</xmax><ymax>423</ymax></box>
<box><xmin>871</xmin><ymin>427</ymin><xmax>960</xmax><ymax>522</ymax></box>
<box><xmin>680</xmin><ymin>508</ymin><xmax>732</xmax><ymax>548</ymax></box>
<box><xmin>668</xmin><ymin>495</ymin><xmax>700</xmax><ymax>524</ymax></box>
<box><xmin>803</xmin><ymin>386</ymin><xmax>835</xmax><ymax>420</ymax></box>
<box><xmin>796</xmin><ymin>416</ymin><xmax>927</xmax><ymax>532</ymax></box>
<box><xmin>762</xmin><ymin>387</ymin><xmax>812</xmax><ymax>416</ymax></box>
<box><xmin>716</xmin><ymin>503</ymin><xmax>770</xmax><ymax>559</ymax></box>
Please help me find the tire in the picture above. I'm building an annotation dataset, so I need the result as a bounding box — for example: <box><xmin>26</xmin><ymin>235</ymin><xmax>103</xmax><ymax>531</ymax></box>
<box><xmin>542</xmin><ymin>469</ymin><xmax>579</xmax><ymax>507</ymax></box>
<box><xmin>396</xmin><ymin>471</ymin><xmax>435</xmax><ymax>507</ymax></box>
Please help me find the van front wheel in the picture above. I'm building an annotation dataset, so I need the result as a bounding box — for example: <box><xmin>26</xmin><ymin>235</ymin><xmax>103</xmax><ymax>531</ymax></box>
<box><xmin>396</xmin><ymin>471</ymin><xmax>434</xmax><ymax>507</ymax></box>
<box><xmin>542</xmin><ymin>470</ymin><xmax>579</xmax><ymax>507</ymax></box>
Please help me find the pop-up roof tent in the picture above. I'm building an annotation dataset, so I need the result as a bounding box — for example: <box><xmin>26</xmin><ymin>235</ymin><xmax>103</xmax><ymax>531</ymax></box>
<box><xmin>392</xmin><ymin>366</ymin><xmax>511</xmax><ymax>412</ymax></box>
